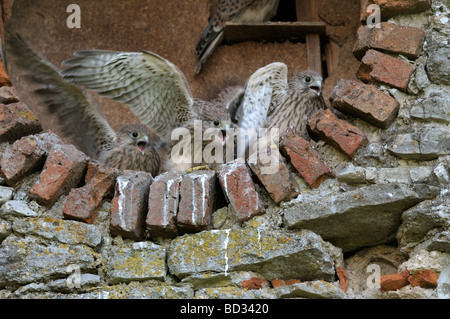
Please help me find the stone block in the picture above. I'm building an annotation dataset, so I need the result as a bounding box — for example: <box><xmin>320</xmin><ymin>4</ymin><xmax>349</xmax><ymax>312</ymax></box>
<box><xmin>356</xmin><ymin>49</ymin><xmax>415</xmax><ymax>92</ymax></box>
<box><xmin>0</xmin><ymin>102</ymin><xmax>42</xmax><ymax>143</ymax></box>
<box><xmin>353</xmin><ymin>23</ymin><xmax>425</xmax><ymax>60</ymax></box>
<box><xmin>63</xmin><ymin>162</ymin><xmax>119</xmax><ymax>223</ymax></box>
<box><xmin>146</xmin><ymin>171</ymin><xmax>184</xmax><ymax>238</ymax></box>
<box><xmin>0</xmin><ymin>86</ymin><xmax>20</xmax><ymax>104</ymax></box>
<box><xmin>217</xmin><ymin>162</ymin><xmax>265</xmax><ymax>221</ymax></box>
<box><xmin>110</xmin><ymin>170</ymin><xmax>153</xmax><ymax>240</ymax></box>
<box><xmin>283</xmin><ymin>183</ymin><xmax>439</xmax><ymax>252</ymax></box>
<box><xmin>279</xmin><ymin>130</ymin><xmax>333</xmax><ymax>188</ymax></box>
<box><xmin>177</xmin><ymin>170</ymin><xmax>216</xmax><ymax>233</ymax></box>
<box><xmin>28</xmin><ymin>144</ymin><xmax>89</xmax><ymax>208</ymax></box>
<box><xmin>247</xmin><ymin>147</ymin><xmax>300</xmax><ymax>204</ymax></box>
<box><xmin>329</xmin><ymin>79</ymin><xmax>400</xmax><ymax>128</ymax></box>
<box><xmin>308</xmin><ymin>109</ymin><xmax>369</xmax><ymax>159</ymax></box>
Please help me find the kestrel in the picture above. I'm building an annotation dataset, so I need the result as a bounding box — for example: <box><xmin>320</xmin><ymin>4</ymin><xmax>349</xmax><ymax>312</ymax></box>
<box><xmin>9</xmin><ymin>35</ymin><xmax>161</xmax><ymax>176</ymax></box>
<box><xmin>195</xmin><ymin>0</ymin><xmax>280</xmax><ymax>74</ymax></box>
<box><xmin>232</xmin><ymin>63</ymin><xmax>334</xmax><ymax>153</ymax></box>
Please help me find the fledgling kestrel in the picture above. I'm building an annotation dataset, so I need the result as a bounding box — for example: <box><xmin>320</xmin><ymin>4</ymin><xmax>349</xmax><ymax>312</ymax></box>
<box><xmin>195</xmin><ymin>0</ymin><xmax>280</xmax><ymax>74</ymax></box>
<box><xmin>59</xmin><ymin>47</ymin><xmax>235</xmax><ymax>172</ymax></box>
<box><xmin>9</xmin><ymin>35</ymin><xmax>162</xmax><ymax>176</ymax></box>
<box><xmin>233</xmin><ymin>62</ymin><xmax>331</xmax><ymax>141</ymax></box>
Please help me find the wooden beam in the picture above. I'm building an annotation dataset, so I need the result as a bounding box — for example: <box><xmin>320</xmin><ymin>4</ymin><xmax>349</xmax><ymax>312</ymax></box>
<box><xmin>224</xmin><ymin>21</ymin><xmax>326</xmax><ymax>43</ymax></box>
<box><xmin>295</xmin><ymin>0</ymin><xmax>322</xmax><ymax>75</ymax></box>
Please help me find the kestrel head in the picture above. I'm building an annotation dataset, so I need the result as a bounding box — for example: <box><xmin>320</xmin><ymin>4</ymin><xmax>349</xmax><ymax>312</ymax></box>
<box><xmin>194</xmin><ymin>100</ymin><xmax>232</xmax><ymax>145</ymax></box>
<box><xmin>289</xmin><ymin>70</ymin><xmax>323</xmax><ymax>99</ymax></box>
<box><xmin>117</xmin><ymin>124</ymin><xmax>152</xmax><ymax>155</ymax></box>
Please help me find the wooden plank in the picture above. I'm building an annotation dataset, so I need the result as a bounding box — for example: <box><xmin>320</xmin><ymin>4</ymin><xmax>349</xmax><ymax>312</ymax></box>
<box><xmin>325</xmin><ymin>41</ymin><xmax>340</xmax><ymax>76</ymax></box>
<box><xmin>224</xmin><ymin>21</ymin><xmax>326</xmax><ymax>43</ymax></box>
<box><xmin>296</xmin><ymin>0</ymin><xmax>322</xmax><ymax>74</ymax></box>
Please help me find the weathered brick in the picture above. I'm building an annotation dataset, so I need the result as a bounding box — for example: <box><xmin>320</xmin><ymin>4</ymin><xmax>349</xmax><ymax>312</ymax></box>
<box><xmin>63</xmin><ymin>162</ymin><xmax>119</xmax><ymax>223</ymax></box>
<box><xmin>329</xmin><ymin>79</ymin><xmax>400</xmax><ymax>129</ymax></box>
<box><xmin>336</xmin><ymin>266</ymin><xmax>349</xmax><ymax>294</ymax></box>
<box><xmin>28</xmin><ymin>144</ymin><xmax>89</xmax><ymax>207</ymax></box>
<box><xmin>353</xmin><ymin>23</ymin><xmax>425</xmax><ymax>60</ymax></box>
<box><xmin>407</xmin><ymin>269</ymin><xmax>439</xmax><ymax>288</ymax></box>
<box><xmin>360</xmin><ymin>0</ymin><xmax>431</xmax><ymax>22</ymax></box>
<box><xmin>356</xmin><ymin>49</ymin><xmax>415</xmax><ymax>92</ymax></box>
<box><xmin>0</xmin><ymin>102</ymin><xmax>42</xmax><ymax>142</ymax></box>
<box><xmin>0</xmin><ymin>130</ymin><xmax>63</xmax><ymax>186</ymax></box>
<box><xmin>110</xmin><ymin>170</ymin><xmax>153</xmax><ymax>240</ymax></box>
<box><xmin>308</xmin><ymin>109</ymin><xmax>369</xmax><ymax>158</ymax></box>
<box><xmin>146</xmin><ymin>171</ymin><xmax>184</xmax><ymax>238</ymax></box>
<box><xmin>279</xmin><ymin>130</ymin><xmax>333</xmax><ymax>188</ymax></box>
<box><xmin>177</xmin><ymin>170</ymin><xmax>216</xmax><ymax>233</ymax></box>
<box><xmin>241</xmin><ymin>277</ymin><xmax>269</xmax><ymax>290</ymax></box>
<box><xmin>380</xmin><ymin>269</ymin><xmax>410</xmax><ymax>292</ymax></box>
<box><xmin>247</xmin><ymin>147</ymin><xmax>300</xmax><ymax>204</ymax></box>
<box><xmin>0</xmin><ymin>86</ymin><xmax>20</xmax><ymax>104</ymax></box>
<box><xmin>0</xmin><ymin>59</ymin><xmax>11</xmax><ymax>87</ymax></box>
<box><xmin>217</xmin><ymin>162</ymin><xmax>265</xmax><ymax>221</ymax></box>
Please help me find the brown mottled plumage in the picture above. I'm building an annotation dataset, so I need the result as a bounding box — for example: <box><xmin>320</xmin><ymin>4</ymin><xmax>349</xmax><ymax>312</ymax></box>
<box><xmin>267</xmin><ymin>70</ymin><xmax>327</xmax><ymax>140</ymax></box>
<box><xmin>234</xmin><ymin>63</ymin><xmax>330</xmax><ymax>143</ymax></box>
<box><xmin>195</xmin><ymin>0</ymin><xmax>280</xmax><ymax>74</ymax></box>
<box><xmin>101</xmin><ymin>124</ymin><xmax>160</xmax><ymax>176</ymax></box>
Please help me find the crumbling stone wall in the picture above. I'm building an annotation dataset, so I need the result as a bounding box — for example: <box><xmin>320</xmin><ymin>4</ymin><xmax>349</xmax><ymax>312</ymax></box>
<box><xmin>0</xmin><ymin>0</ymin><xmax>449</xmax><ymax>299</ymax></box>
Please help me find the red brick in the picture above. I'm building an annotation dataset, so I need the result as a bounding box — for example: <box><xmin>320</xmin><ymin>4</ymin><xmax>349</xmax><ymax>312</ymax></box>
<box><xmin>0</xmin><ymin>102</ymin><xmax>42</xmax><ymax>142</ymax></box>
<box><xmin>356</xmin><ymin>49</ymin><xmax>415</xmax><ymax>92</ymax></box>
<box><xmin>279</xmin><ymin>130</ymin><xmax>333</xmax><ymax>188</ymax></box>
<box><xmin>271</xmin><ymin>279</ymin><xmax>286</xmax><ymax>288</ymax></box>
<box><xmin>177</xmin><ymin>170</ymin><xmax>216</xmax><ymax>233</ymax></box>
<box><xmin>361</xmin><ymin>0</ymin><xmax>431</xmax><ymax>22</ymax></box>
<box><xmin>353</xmin><ymin>23</ymin><xmax>425</xmax><ymax>60</ymax></box>
<box><xmin>146</xmin><ymin>171</ymin><xmax>184</xmax><ymax>238</ymax></box>
<box><xmin>407</xmin><ymin>270</ymin><xmax>439</xmax><ymax>288</ymax></box>
<box><xmin>329</xmin><ymin>79</ymin><xmax>400</xmax><ymax>129</ymax></box>
<box><xmin>0</xmin><ymin>130</ymin><xmax>63</xmax><ymax>186</ymax></box>
<box><xmin>0</xmin><ymin>59</ymin><xmax>11</xmax><ymax>87</ymax></box>
<box><xmin>247</xmin><ymin>147</ymin><xmax>300</xmax><ymax>204</ymax></box>
<box><xmin>0</xmin><ymin>86</ymin><xmax>20</xmax><ymax>104</ymax></box>
<box><xmin>380</xmin><ymin>269</ymin><xmax>410</xmax><ymax>292</ymax></box>
<box><xmin>241</xmin><ymin>277</ymin><xmax>269</xmax><ymax>290</ymax></box>
<box><xmin>336</xmin><ymin>266</ymin><xmax>349</xmax><ymax>293</ymax></box>
<box><xmin>110</xmin><ymin>170</ymin><xmax>153</xmax><ymax>240</ymax></box>
<box><xmin>217</xmin><ymin>162</ymin><xmax>265</xmax><ymax>221</ymax></box>
<box><xmin>28</xmin><ymin>144</ymin><xmax>89</xmax><ymax>207</ymax></box>
<box><xmin>308</xmin><ymin>109</ymin><xmax>369</xmax><ymax>159</ymax></box>
<box><xmin>1</xmin><ymin>0</ymin><xmax>13</xmax><ymax>23</ymax></box>
<box><xmin>63</xmin><ymin>162</ymin><xmax>119</xmax><ymax>223</ymax></box>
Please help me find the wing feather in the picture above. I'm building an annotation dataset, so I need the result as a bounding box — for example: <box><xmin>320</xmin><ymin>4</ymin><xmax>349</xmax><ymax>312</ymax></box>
<box><xmin>236</xmin><ymin>62</ymin><xmax>288</xmax><ymax>130</ymax></box>
<box><xmin>62</xmin><ymin>50</ymin><xmax>195</xmax><ymax>141</ymax></box>
<box><xmin>7</xmin><ymin>34</ymin><xmax>116</xmax><ymax>159</ymax></box>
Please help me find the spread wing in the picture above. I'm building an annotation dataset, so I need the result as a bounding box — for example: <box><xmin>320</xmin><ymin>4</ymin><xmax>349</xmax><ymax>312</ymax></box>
<box><xmin>235</xmin><ymin>62</ymin><xmax>289</xmax><ymax>130</ymax></box>
<box><xmin>7</xmin><ymin>34</ymin><xmax>116</xmax><ymax>159</ymax></box>
<box><xmin>61</xmin><ymin>50</ymin><xmax>195</xmax><ymax>141</ymax></box>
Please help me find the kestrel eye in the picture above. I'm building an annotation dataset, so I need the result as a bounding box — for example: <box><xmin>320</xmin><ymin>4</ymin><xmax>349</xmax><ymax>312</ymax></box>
<box><xmin>304</xmin><ymin>76</ymin><xmax>312</xmax><ymax>83</ymax></box>
<box><xmin>132</xmin><ymin>132</ymin><xmax>139</xmax><ymax>138</ymax></box>
<box><xmin>213</xmin><ymin>121</ymin><xmax>220</xmax><ymax>127</ymax></box>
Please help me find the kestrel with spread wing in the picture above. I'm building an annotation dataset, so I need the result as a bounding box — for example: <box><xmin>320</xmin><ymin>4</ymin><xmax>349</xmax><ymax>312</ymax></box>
<box><xmin>195</xmin><ymin>0</ymin><xmax>280</xmax><ymax>74</ymax></box>
<box><xmin>232</xmin><ymin>62</ymin><xmax>332</xmax><ymax>151</ymax></box>
<box><xmin>9</xmin><ymin>35</ymin><xmax>161</xmax><ymax>176</ymax></box>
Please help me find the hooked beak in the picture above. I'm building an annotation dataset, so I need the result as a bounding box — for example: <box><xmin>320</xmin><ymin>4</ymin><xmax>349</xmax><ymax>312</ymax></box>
<box><xmin>220</xmin><ymin>125</ymin><xmax>230</xmax><ymax>146</ymax></box>
<box><xmin>137</xmin><ymin>135</ymin><xmax>149</xmax><ymax>155</ymax></box>
<box><xmin>309</xmin><ymin>80</ymin><xmax>322</xmax><ymax>96</ymax></box>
